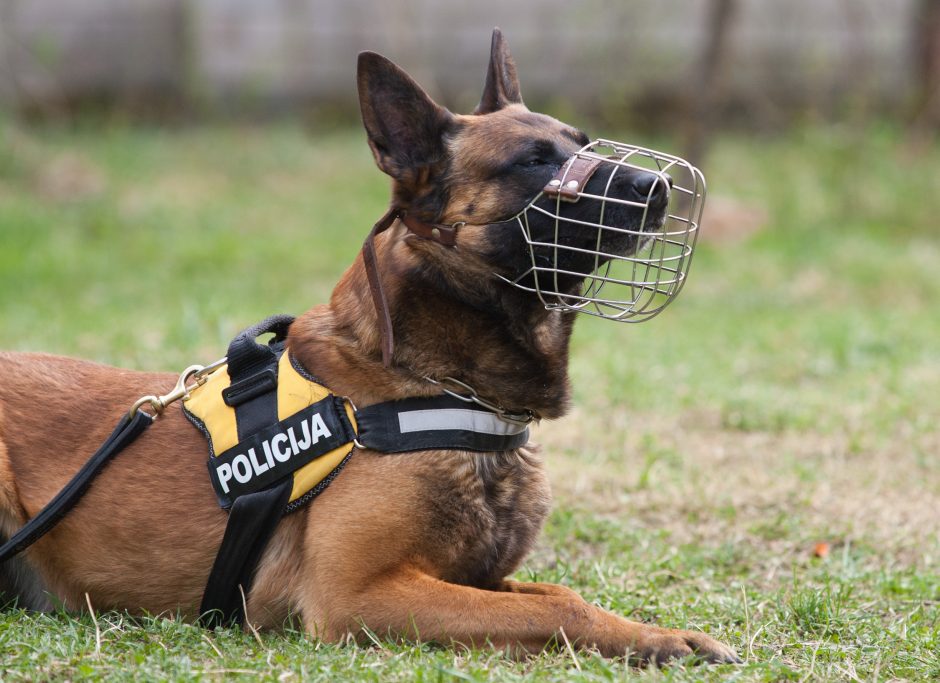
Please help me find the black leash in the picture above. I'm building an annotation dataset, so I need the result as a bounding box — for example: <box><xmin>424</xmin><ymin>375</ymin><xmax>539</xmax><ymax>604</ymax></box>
<box><xmin>0</xmin><ymin>410</ymin><xmax>153</xmax><ymax>563</ymax></box>
<box><xmin>0</xmin><ymin>357</ymin><xmax>224</xmax><ymax>601</ymax></box>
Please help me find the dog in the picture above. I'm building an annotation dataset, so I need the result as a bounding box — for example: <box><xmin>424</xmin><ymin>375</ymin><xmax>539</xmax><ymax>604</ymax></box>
<box><xmin>0</xmin><ymin>30</ymin><xmax>739</xmax><ymax>664</ymax></box>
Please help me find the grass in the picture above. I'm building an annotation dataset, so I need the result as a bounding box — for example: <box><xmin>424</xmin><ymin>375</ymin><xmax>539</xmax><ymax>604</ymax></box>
<box><xmin>1</xmin><ymin>118</ymin><xmax>939</xmax><ymax>681</ymax></box>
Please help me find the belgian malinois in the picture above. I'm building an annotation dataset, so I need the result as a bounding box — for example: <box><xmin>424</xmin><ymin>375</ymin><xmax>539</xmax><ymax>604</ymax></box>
<box><xmin>0</xmin><ymin>30</ymin><xmax>739</xmax><ymax>664</ymax></box>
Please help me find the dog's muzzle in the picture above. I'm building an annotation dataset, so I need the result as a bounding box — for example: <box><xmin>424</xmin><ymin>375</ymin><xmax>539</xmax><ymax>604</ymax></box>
<box><xmin>498</xmin><ymin>139</ymin><xmax>705</xmax><ymax>322</ymax></box>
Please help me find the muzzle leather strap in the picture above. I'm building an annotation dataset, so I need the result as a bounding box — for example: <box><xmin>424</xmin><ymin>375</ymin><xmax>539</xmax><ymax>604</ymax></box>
<box><xmin>361</xmin><ymin>208</ymin><xmax>401</xmax><ymax>367</ymax></box>
<box><xmin>543</xmin><ymin>154</ymin><xmax>604</xmax><ymax>201</ymax></box>
<box><xmin>399</xmin><ymin>213</ymin><xmax>459</xmax><ymax>246</ymax></box>
<box><xmin>361</xmin><ymin>208</ymin><xmax>460</xmax><ymax>367</ymax></box>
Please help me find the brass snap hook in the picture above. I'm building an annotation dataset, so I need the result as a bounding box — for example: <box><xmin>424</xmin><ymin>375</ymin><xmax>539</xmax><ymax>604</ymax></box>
<box><xmin>128</xmin><ymin>357</ymin><xmax>227</xmax><ymax>419</ymax></box>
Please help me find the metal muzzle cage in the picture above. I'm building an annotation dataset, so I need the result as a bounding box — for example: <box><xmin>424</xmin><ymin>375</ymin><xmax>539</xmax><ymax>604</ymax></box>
<box><xmin>499</xmin><ymin>139</ymin><xmax>706</xmax><ymax>322</ymax></box>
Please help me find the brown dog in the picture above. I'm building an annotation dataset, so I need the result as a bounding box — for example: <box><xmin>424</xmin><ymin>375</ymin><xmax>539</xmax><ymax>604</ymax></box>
<box><xmin>0</xmin><ymin>31</ymin><xmax>738</xmax><ymax>664</ymax></box>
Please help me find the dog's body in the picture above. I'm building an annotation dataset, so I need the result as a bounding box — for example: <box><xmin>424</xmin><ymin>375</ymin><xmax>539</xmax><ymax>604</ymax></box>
<box><xmin>0</xmin><ymin>32</ymin><xmax>738</xmax><ymax>663</ymax></box>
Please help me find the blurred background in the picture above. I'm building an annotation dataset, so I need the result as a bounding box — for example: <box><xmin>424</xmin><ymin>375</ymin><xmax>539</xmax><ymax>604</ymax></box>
<box><xmin>1</xmin><ymin>2</ymin><xmax>938</xmax><ymax>677</ymax></box>
<box><xmin>2</xmin><ymin>1</ymin><xmax>939</xmax><ymax>139</ymax></box>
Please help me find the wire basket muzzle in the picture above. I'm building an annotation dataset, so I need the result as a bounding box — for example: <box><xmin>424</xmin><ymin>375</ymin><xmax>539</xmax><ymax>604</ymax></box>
<box><xmin>498</xmin><ymin>139</ymin><xmax>706</xmax><ymax>323</ymax></box>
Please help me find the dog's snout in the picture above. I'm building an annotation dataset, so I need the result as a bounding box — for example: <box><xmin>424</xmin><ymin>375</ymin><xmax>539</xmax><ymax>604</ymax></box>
<box><xmin>630</xmin><ymin>172</ymin><xmax>672</xmax><ymax>206</ymax></box>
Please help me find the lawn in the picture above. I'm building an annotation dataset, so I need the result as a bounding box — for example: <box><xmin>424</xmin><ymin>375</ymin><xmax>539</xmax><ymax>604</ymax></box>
<box><xmin>0</xmin><ymin>119</ymin><xmax>938</xmax><ymax>681</ymax></box>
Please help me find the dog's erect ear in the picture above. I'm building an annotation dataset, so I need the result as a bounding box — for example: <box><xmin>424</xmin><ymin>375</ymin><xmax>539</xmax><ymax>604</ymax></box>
<box><xmin>358</xmin><ymin>51</ymin><xmax>453</xmax><ymax>180</ymax></box>
<box><xmin>473</xmin><ymin>28</ymin><xmax>524</xmax><ymax>115</ymax></box>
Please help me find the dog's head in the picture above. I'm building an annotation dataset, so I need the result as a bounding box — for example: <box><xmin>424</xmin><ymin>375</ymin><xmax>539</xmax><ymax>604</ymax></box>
<box><xmin>358</xmin><ymin>29</ymin><xmax>701</xmax><ymax>323</ymax></box>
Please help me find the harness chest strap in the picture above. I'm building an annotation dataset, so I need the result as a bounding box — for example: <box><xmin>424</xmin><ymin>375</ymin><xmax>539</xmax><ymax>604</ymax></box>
<box><xmin>183</xmin><ymin>349</ymin><xmax>530</xmax><ymax>512</ymax></box>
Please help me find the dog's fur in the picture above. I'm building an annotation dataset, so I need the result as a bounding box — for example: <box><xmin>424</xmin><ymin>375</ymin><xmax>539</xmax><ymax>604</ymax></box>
<box><xmin>0</xmin><ymin>31</ymin><xmax>738</xmax><ymax>664</ymax></box>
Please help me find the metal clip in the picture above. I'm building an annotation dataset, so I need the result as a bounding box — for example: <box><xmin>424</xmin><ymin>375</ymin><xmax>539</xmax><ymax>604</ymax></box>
<box><xmin>129</xmin><ymin>357</ymin><xmax>228</xmax><ymax>418</ymax></box>
<box><xmin>424</xmin><ymin>375</ymin><xmax>536</xmax><ymax>426</ymax></box>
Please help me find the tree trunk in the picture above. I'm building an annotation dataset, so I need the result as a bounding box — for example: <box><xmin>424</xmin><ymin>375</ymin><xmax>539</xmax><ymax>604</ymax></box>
<box><xmin>912</xmin><ymin>0</ymin><xmax>940</xmax><ymax>134</ymax></box>
<box><xmin>684</xmin><ymin>0</ymin><xmax>738</xmax><ymax>168</ymax></box>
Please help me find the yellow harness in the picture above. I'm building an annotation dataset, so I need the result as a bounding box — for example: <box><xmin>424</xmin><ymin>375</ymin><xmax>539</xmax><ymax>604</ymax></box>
<box><xmin>183</xmin><ymin>351</ymin><xmax>356</xmax><ymax>509</ymax></box>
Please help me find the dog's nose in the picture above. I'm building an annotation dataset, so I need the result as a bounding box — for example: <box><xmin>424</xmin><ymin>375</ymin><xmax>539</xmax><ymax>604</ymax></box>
<box><xmin>631</xmin><ymin>172</ymin><xmax>672</xmax><ymax>206</ymax></box>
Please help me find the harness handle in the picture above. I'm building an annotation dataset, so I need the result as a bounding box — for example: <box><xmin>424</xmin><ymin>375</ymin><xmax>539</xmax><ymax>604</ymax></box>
<box><xmin>225</xmin><ymin>314</ymin><xmax>295</xmax><ymax>384</ymax></box>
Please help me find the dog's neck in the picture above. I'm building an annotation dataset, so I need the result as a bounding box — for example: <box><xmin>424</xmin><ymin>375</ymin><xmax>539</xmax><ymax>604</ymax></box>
<box><xmin>288</xmin><ymin>227</ymin><xmax>573</xmax><ymax>420</ymax></box>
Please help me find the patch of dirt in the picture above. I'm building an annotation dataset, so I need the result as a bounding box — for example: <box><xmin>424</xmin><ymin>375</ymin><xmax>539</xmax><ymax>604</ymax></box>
<box><xmin>119</xmin><ymin>172</ymin><xmax>226</xmax><ymax>215</ymax></box>
<box><xmin>699</xmin><ymin>195</ymin><xmax>768</xmax><ymax>243</ymax></box>
<box><xmin>534</xmin><ymin>407</ymin><xmax>940</xmax><ymax>569</ymax></box>
<box><xmin>32</xmin><ymin>152</ymin><xmax>107</xmax><ymax>203</ymax></box>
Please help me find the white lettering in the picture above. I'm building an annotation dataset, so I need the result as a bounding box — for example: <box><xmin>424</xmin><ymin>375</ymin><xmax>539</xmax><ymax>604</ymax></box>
<box><xmin>262</xmin><ymin>441</ymin><xmax>275</xmax><ymax>468</ymax></box>
<box><xmin>249</xmin><ymin>447</ymin><xmax>269</xmax><ymax>476</ymax></box>
<box><xmin>309</xmin><ymin>413</ymin><xmax>332</xmax><ymax>443</ymax></box>
<box><xmin>232</xmin><ymin>454</ymin><xmax>252</xmax><ymax>483</ymax></box>
<box><xmin>216</xmin><ymin>463</ymin><xmax>233</xmax><ymax>494</ymax></box>
<box><xmin>214</xmin><ymin>410</ymin><xmax>339</xmax><ymax>496</ymax></box>
<box><xmin>296</xmin><ymin>420</ymin><xmax>312</xmax><ymax>450</ymax></box>
<box><xmin>271</xmin><ymin>433</ymin><xmax>291</xmax><ymax>462</ymax></box>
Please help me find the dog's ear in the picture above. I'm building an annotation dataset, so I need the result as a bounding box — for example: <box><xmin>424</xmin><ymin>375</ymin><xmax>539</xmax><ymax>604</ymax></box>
<box><xmin>357</xmin><ymin>51</ymin><xmax>453</xmax><ymax>180</ymax></box>
<box><xmin>473</xmin><ymin>28</ymin><xmax>524</xmax><ymax>115</ymax></box>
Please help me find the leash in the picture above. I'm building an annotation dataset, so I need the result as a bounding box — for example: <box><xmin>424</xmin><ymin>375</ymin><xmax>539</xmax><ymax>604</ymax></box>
<box><xmin>0</xmin><ymin>357</ymin><xmax>225</xmax><ymax>565</ymax></box>
<box><xmin>0</xmin><ymin>411</ymin><xmax>153</xmax><ymax>564</ymax></box>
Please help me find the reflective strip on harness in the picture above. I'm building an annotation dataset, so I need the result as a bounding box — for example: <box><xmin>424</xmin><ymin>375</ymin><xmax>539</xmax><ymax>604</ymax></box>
<box><xmin>398</xmin><ymin>408</ymin><xmax>528</xmax><ymax>436</ymax></box>
<box><xmin>354</xmin><ymin>395</ymin><xmax>530</xmax><ymax>453</ymax></box>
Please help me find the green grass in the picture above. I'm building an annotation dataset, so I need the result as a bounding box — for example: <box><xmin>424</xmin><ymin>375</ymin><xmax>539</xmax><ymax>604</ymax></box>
<box><xmin>1</xmin><ymin>119</ymin><xmax>939</xmax><ymax>681</ymax></box>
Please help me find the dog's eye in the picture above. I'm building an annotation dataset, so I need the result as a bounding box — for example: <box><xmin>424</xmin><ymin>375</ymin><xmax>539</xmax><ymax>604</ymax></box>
<box><xmin>516</xmin><ymin>158</ymin><xmax>546</xmax><ymax>168</ymax></box>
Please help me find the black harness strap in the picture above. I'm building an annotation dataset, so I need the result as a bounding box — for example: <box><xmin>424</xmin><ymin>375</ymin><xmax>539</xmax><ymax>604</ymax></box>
<box><xmin>198</xmin><ymin>477</ymin><xmax>292</xmax><ymax>628</ymax></box>
<box><xmin>199</xmin><ymin>315</ymin><xmax>294</xmax><ymax>627</ymax></box>
<box><xmin>223</xmin><ymin>314</ymin><xmax>293</xmax><ymax>440</ymax></box>
<box><xmin>355</xmin><ymin>396</ymin><xmax>530</xmax><ymax>453</ymax></box>
<box><xmin>0</xmin><ymin>411</ymin><xmax>153</xmax><ymax>563</ymax></box>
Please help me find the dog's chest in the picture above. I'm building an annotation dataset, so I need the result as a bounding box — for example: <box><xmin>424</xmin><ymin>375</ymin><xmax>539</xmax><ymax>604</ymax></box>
<box><xmin>415</xmin><ymin>449</ymin><xmax>551</xmax><ymax>588</ymax></box>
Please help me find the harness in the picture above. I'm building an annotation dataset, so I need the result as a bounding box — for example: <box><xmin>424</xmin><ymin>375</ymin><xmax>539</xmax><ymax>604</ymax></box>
<box><xmin>0</xmin><ymin>314</ymin><xmax>531</xmax><ymax>626</ymax></box>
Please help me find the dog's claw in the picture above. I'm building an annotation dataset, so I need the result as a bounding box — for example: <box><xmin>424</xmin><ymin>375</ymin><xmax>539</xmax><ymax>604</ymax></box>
<box><xmin>634</xmin><ymin>628</ymin><xmax>742</xmax><ymax>666</ymax></box>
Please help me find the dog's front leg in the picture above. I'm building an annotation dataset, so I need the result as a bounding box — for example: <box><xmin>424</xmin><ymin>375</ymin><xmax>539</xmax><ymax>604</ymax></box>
<box><xmin>499</xmin><ymin>579</ymin><xmax>740</xmax><ymax>663</ymax></box>
<box><xmin>308</xmin><ymin>568</ymin><xmax>739</xmax><ymax>664</ymax></box>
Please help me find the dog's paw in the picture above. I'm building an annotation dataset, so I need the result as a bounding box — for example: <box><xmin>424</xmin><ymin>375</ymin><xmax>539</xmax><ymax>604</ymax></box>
<box><xmin>634</xmin><ymin>628</ymin><xmax>742</xmax><ymax>665</ymax></box>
